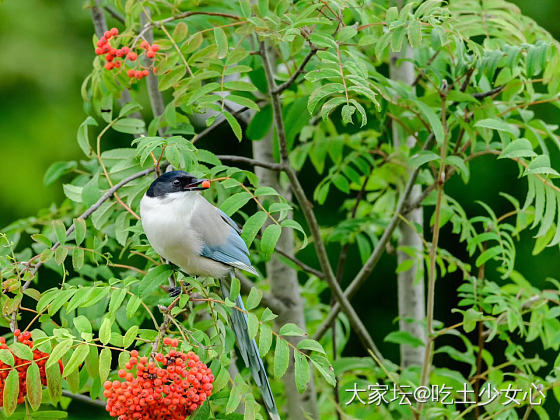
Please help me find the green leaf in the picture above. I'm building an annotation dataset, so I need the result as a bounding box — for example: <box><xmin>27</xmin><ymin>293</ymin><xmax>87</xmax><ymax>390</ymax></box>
<box><xmin>141</xmin><ymin>265</ymin><xmax>173</xmax><ymax>299</ymax></box>
<box><xmin>126</xmin><ymin>295</ymin><xmax>142</xmax><ymax>320</ymax></box>
<box><xmin>0</xmin><ymin>349</ymin><xmax>14</xmax><ymax>366</ymax></box>
<box><xmin>384</xmin><ymin>330</ymin><xmax>424</xmax><ymax>348</ymax></box>
<box><xmin>248</xmin><ymin>313</ymin><xmax>259</xmax><ymax>340</ymax></box>
<box><xmin>258</xmin><ymin>323</ymin><xmax>273</xmax><ymax>357</ymax></box>
<box><xmin>246</xmin><ymin>105</ymin><xmax>273</xmax><ymax>140</ymax></box>
<box><xmin>223</xmin><ymin>111</ymin><xmax>242</xmax><ymax>141</ymax></box>
<box><xmin>274</xmin><ymin>338</ymin><xmax>290</xmax><ymax>378</ymax></box>
<box><xmin>123</xmin><ymin>325</ymin><xmax>139</xmax><ymax>348</ymax></box>
<box><xmin>463</xmin><ymin>308</ymin><xmax>483</xmax><ymax>333</ymax></box>
<box><xmin>62</xmin><ymin>343</ymin><xmax>89</xmax><ymax>377</ymax></box>
<box><xmin>220</xmin><ymin>192</ymin><xmax>252</xmax><ymax>216</ymax></box>
<box><xmin>73</xmin><ymin>218</ymin><xmax>86</xmax><ymax>246</ymax></box>
<box><xmin>26</xmin><ymin>362</ymin><xmax>42</xmax><ymax>410</ymax></box>
<box><xmin>73</xmin><ymin>315</ymin><xmax>92</xmax><ymax>335</ymax></box>
<box><xmin>261</xmin><ymin>224</ymin><xmax>282</xmax><ymax>259</ymax></box>
<box><xmin>294</xmin><ymin>351</ymin><xmax>310</xmax><ymax>393</ymax></box>
<box><xmin>416</xmin><ymin>101</ymin><xmax>444</xmax><ymax>145</ymax></box>
<box><xmin>10</xmin><ymin>342</ymin><xmax>33</xmax><ymax>361</ymax></box>
<box><xmin>310</xmin><ymin>354</ymin><xmax>336</xmax><ymax>386</ymax></box>
<box><xmin>44</xmin><ymin>161</ymin><xmax>77</xmax><ymax>186</ymax></box>
<box><xmin>475</xmin><ymin>245</ymin><xmax>502</xmax><ymax>267</ymax></box>
<box><xmin>112</xmin><ymin>118</ymin><xmax>145</xmax><ymax>135</ymax></box>
<box><xmin>159</xmin><ymin>66</ymin><xmax>186</xmax><ymax>91</ymax></box>
<box><xmin>109</xmin><ymin>287</ymin><xmax>127</xmax><ymax>314</ymax></box>
<box><xmin>297</xmin><ymin>339</ymin><xmax>326</xmax><ymax>355</ymax></box>
<box><xmin>407</xmin><ymin>20</ymin><xmax>422</xmax><ymax>47</ymax></box>
<box><xmin>53</xmin><ymin>220</ymin><xmax>67</xmax><ymax>245</ymax></box>
<box><xmin>47</xmin><ymin>360</ymin><xmax>62</xmax><ymax>402</ymax></box>
<box><xmin>279</xmin><ymin>323</ymin><xmax>305</xmax><ymax>336</ymax></box>
<box><xmin>246</xmin><ymin>287</ymin><xmax>263</xmax><ymax>310</ymax></box>
<box><xmin>99</xmin><ymin>348</ymin><xmax>112</xmax><ymax>383</ymax></box>
<box><xmin>341</xmin><ymin>104</ymin><xmax>355</xmax><ymax>125</ymax></box>
<box><xmin>99</xmin><ymin>317</ymin><xmax>113</xmax><ymax>345</ymax></box>
<box><xmin>119</xmin><ymin>103</ymin><xmax>142</xmax><ymax>118</ymax></box>
<box><xmin>214</xmin><ymin>27</ymin><xmax>228</xmax><ymax>59</ymax></box>
<box><xmin>499</xmin><ymin>138</ymin><xmax>537</xmax><ymax>159</ymax></box>
<box><xmin>173</xmin><ymin>22</ymin><xmax>188</xmax><ymax>43</ymax></box>
<box><xmin>241</xmin><ymin>211</ymin><xmax>268</xmax><ymax>247</ymax></box>
<box><xmin>474</xmin><ymin>118</ymin><xmax>516</xmax><ymax>135</ymax></box>
<box><xmin>77</xmin><ymin>116</ymin><xmax>97</xmax><ymax>157</ymax></box>
<box><xmin>3</xmin><ymin>369</ymin><xmax>19</xmax><ymax>416</ymax></box>
<box><xmin>229</xmin><ymin>276</ymin><xmax>240</xmax><ymax>301</ymax></box>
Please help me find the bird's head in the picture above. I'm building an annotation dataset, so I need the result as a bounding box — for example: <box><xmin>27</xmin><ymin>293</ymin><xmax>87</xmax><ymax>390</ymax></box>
<box><xmin>146</xmin><ymin>170</ymin><xmax>210</xmax><ymax>198</ymax></box>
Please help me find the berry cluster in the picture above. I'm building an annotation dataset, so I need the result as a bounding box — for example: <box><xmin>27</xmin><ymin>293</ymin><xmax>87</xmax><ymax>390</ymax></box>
<box><xmin>0</xmin><ymin>330</ymin><xmax>60</xmax><ymax>406</ymax></box>
<box><xmin>94</xmin><ymin>27</ymin><xmax>159</xmax><ymax>80</ymax></box>
<box><xmin>104</xmin><ymin>341</ymin><xmax>214</xmax><ymax>420</ymax></box>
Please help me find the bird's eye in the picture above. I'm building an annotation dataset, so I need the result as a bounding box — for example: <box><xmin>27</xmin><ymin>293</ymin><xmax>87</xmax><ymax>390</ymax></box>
<box><xmin>172</xmin><ymin>179</ymin><xmax>181</xmax><ymax>187</ymax></box>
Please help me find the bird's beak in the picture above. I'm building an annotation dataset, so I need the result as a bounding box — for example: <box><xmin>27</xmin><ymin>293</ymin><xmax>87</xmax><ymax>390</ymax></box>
<box><xmin>184</xmin><ymin>178</ymin><xmax>210</xmax><ymax>191</ymax></box>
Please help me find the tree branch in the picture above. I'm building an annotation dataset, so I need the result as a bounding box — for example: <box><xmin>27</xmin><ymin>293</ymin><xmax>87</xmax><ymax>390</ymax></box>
<box><xmin>62</xmin><ymin>390</ymin><xmax>106</xmax><ymax>408</ymax></box>
<box><xmin>217</xmin><ymin>155</ymin><xmax>283</xmax><ymax>171</ymax></box>
<box><xmin>103</xmin><ymin>6</ymin><xmax>125</xmax><ymax>24</ymax></box>
<box><xmin>313</xmin><ymin>133</ymin><xmax>436</xmax><ymax>341</ymax></box>
<box><xmin>272</xmin><ymin>45</ymin><xmax>318</xmax><ymax>95</ymax></box>
<box><xmin>259</xmin><ymin>40</ymin><xmax>383</xmax><ymax>360</ymax></box>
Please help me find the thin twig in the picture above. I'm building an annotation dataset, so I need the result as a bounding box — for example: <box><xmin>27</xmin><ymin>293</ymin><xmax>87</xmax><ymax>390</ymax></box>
<box><xmin>217</xmin><ymin>155</ymin><xmax>283</xmax><ymax>171</ymax></box>
<box><xmin>273</xmin><ymin>46</ymin><xmax>318</xmax><ymax>94</ymax></box>
<box><xmin>275</xmin><ymin>248</ymin><xmax>325</xmax><ymax>279</ymax></box>
<box><xmin>103</xmin><ymin>6</ymin><xmax>125</xmax><ymax>24</ymax></box>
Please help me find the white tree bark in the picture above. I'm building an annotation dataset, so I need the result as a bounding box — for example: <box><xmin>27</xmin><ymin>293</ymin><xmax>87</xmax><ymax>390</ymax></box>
<box><xmin>390</xmin><ymin>45</ymin><xmax>427</xmax><ymax>367</ymax></box>
<box><xmin>253</xmin><ymin>133</ymin><xmax>319</xmax><ymax>419</ymax></box>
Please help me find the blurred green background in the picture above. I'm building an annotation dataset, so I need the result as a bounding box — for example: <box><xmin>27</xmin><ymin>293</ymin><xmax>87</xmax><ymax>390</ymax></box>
<box><xmin>1</xmin><ymin>0</ymin><xmax>559</xmax><ymax>418</ymax></box>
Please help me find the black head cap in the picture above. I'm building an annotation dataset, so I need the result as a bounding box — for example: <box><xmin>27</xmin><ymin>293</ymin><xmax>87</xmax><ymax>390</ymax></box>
<box><xmin>146</xmin><ymin>171</ymin><xmax>208</xmax><ymax>198</ymax></box>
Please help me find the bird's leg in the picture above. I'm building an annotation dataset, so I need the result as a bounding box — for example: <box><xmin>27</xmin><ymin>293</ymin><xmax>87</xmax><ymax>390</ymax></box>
<box><xmin>168</xmin><ymin>271</ymin><xmax>182</xmax><ymax>297</ymax></box>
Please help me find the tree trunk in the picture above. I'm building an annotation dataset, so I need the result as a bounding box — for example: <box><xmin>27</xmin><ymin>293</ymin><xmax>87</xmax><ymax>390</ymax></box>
<box><xmin>390</xmin><ymin>44</ymin><xmax>427</xmax><ymax>367</ymax></box>
<box><xmin>253</xmin><ymin>133</ymin><xmax>319</xmax><ymax>419</ymax></box>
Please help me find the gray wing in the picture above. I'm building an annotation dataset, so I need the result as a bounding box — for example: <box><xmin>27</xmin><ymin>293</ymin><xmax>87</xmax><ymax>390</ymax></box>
<box><xmin>194</xmin><ymin>198</ymin><xmax>258</xmax><ymax>276</ymax></box>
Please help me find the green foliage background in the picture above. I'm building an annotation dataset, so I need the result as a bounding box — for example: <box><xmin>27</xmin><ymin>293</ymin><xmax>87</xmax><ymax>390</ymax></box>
<box><xmin>1</xmin><ymin>0</ymin><xmax>560</xmax><ymax>418</ymax></box>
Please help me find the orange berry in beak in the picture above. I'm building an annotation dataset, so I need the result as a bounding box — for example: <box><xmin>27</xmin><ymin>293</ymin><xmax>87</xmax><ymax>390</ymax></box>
<box><xmin>201</xmin><ymin>180</ymin><xmax>211</xmax><ymax>189</ymax></box>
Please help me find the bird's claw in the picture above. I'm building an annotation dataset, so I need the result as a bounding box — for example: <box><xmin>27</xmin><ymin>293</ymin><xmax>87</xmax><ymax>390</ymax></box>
<box><xmin>169</xmin><ymin>286</ymin><xmax>182</xmax><ymax>297</ymax></box>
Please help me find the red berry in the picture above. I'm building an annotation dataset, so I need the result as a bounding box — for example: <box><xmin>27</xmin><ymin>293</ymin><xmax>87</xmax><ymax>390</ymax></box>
<box><xmin>146</xmin><ymin>50</ymin><xmax>155</xmax><ymax>59</ymax></box>
<box><xmin>151</xmin><ymin>44</ymin><xmax>159</xmax><ymax>52</ymax></box>
<box><xmin>127</xmin><ymin>69</ymin><xmax>135</xmax><ymax>78</ymax></box>
<box><xmin>95</xmin><ymin>47</ymin><xmax>103</xmax><ymax>55</ymax></box>
<box><xmin>105</xmin><ymin>62</ymin><xmax>114</xmax><ymax>70</ymax></box>
<box><xmin>104</xmin><ymin>30</ymin><xmax>112</xmax><ymax>39</ymax></box>
<box><xmin>121</xmin><ymin>46</ymin><xmax>130</xmax><ymax>54</ymax></box>
<box><xmin>142</xmin><ymin>70</ymin><xmax>149</xmax><ymax>77</ymax></box>
<box><xmin>114</xmin><ymin>60</ymin><xmax>122</xmax><ymax>68</ymax></box>
<box><xmin>141</xmin><ymin>40</ymin><xmax>150</xmax><ymax>49</ymax></box>
<box><xmin>14</xmin><ymin>329</ymin><xmax>20</xmax><ymax>336</ymax></box>
<box><xmin>127</xmin><ymin>52</ymin><xmax>137</xmax><ymax>61</ymax></box>
<box><xmin>110</xmin><ymin>27</ymin><xmax>119</xmax><ymax>36</ymax></box>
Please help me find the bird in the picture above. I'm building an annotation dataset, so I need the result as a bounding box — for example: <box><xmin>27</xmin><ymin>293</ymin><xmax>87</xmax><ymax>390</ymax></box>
<box><xmin>139</xmin><ymin>170</ymin><xmax>280</xmax><ymax>420</ymax></box>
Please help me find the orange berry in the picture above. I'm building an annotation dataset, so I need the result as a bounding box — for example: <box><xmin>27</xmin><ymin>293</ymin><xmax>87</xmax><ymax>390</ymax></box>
<box><xmin>146</xmin><ymin>50</ymin><xmax>155</xmax><ymax>58</ymax></box>
<box><xmin>127</xmin><ymin>52</ymin><xmax>137</xmax><ymax>61</ymax></box>
<box><xmin>151</xmin><ymin>44</ymin><xmax>159</xmax><ymax>52</ymax></box>
<box><xmin>201</xmin><ymin>180</ymin><xmax>211</xmax><ymax>189</ymax></box>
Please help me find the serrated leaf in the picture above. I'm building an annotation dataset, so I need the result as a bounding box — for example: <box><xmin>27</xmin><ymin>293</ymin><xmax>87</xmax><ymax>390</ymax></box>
<box><xmin>384</xmin><ymin>330</ymin><xmax>424</xmax><ymax>348</ymax></box>
<box><xmin>99</xmin><ymin>317</ymin><xmax>113</xmax><ymax>345</ymax></box>
<box><xmin>224</xmin><ymin>111</ymin><xmax>242</xmax><ymax>141</ymax></box>
<box><xmin>294</xmin><ymin>351</ymin><xmax>310</xmax><ymax>393</ymax></box>
<box><xmin>73</xmin><ymin>218</ymin><xmax>86</xmax><ymax>246</ymax></box>
<box><xmin>112</xmin><ymin>118</ymin><xmax>145</xmax><ymax>135</ymax></box>
<box><xmin>261</xmin><ymin>224</ymin><xmax>282</xmax><ymax>259</ymax></box>
<box><xmin>310</xmin><ymin>354</ymin><xmax>336</xmax><ymax>386</ymax></box>
<box><xmin>173</xmin><ymin>22</ymin><xmax>188</xmax><ymax>43</ymax></box>
<box><xmin>44</xmin><ymin>161</ymin><xmax>77</xmax><ymax>186</ymax></box>
<box><xmin>274</xmin><ymin>338</ymin><xmax>290</xmax><ymax>378</ymax></box>
<box><xmin>279</xmin><ymin>323</ymin><xmax>305</xmax><ymax>336</ymax></box>
<box><xmin>123</xmin><ymin>325</ymin><xmax>139</xmax><ymax>348</ymax></box>
<box><xmin>248</xmin><ymin>313</ymin><xmax>259</xmax><ymax>340</ymax></box>
<box><xmin>246</xmin><ymin>287</ymin><xmax>263</xmax><ymax>310</ymax></box>
<box><xmin>0</xmin><ymin>349</ymin><xmax>14</xmax><ymax>366</ymax></box>
<box><xmin>109</xmin><ymin>288</ymin><xmax>127</xmax><ymax>314</ymax></box>
<box><xmin>475</xmin><ymin>118</ymin><xmax>515</xmax><ymax>135</ymax></box>
<box><xmin>499</xmin><ymin>138</ymin><xmax>537</xmax><ymax>159</ymax></box>
<box><xmin>258</xmin><ymin>323</ymin><xmax>273</xmax><ymax>357</ymax></box>
<box><xmin>99</xmin><ymin>347</ymin><xmax>112</xmax><ymax>383</ymax></box>
<box><xmin>241</xmin><ymin>211</ymin><xmax>268</xmax><ymax>247</ymax></box>
<box><xmin>77</xmin><ymin>116</ymin><xmax>97</xmax><ymax>157</ymax></box>
<box><xmin>62</xmin><ymin>343</ymin><xmax>89</xmax><ymax>377</ymax></box>
<box><xmin>297</xmin><ymin>339</ymin><xmax>326</xmax><ymax>355</ymax></box>
<box><xmin>416</xmin><ymin>101</ymin><xmax>444</xmax><ymax>145</ymax></box>
<box><xmin>27</xmin><ymin>362</ymin><xmax>42</xmax><ymax>410</ymax></box>
<box><xmin>10</xmin><ymin>342</ymin><xmax>33</xmax><ymax>361</ymax></box>
<box><xmin>3</xmin><ymin>369</ymin><xmax>19</xmax><ymax>416</ymax></box>
<box><xmin>214</xmin><ymin>27</ymin><xmax>228</xmax><ymax>59</ymax></box>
